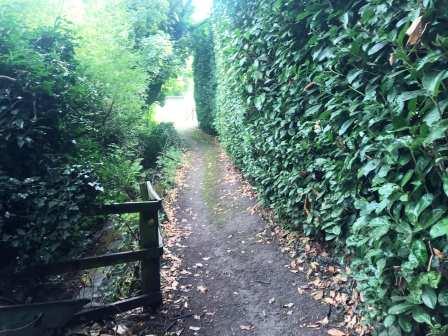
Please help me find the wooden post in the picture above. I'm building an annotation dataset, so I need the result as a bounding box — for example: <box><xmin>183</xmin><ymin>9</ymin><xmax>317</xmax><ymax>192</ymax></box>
<box><xmin>139</xmin><ymin>182</ymin><xmax>162</xmax><ymax>308</ymax></box>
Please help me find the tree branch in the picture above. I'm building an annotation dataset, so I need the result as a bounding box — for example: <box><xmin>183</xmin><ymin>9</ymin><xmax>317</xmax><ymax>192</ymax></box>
<box><xmin>0</xmin><ymin>75</ymin><xmax>17</xmax><ymax>82</ymax></box>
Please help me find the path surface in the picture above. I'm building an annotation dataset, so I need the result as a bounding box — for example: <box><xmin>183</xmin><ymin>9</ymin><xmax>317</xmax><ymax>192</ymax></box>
<box><xmin>170</xmin><ymin>130</ymin><xmax>328</xmax><ymax>336</ymax></box>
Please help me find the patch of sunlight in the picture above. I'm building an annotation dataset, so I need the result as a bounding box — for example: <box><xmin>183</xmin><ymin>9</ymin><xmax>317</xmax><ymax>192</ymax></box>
<box><xmin>154</xmin><ymin>88</ymin><xmax>198</xmax><ymax>130</ymax></box>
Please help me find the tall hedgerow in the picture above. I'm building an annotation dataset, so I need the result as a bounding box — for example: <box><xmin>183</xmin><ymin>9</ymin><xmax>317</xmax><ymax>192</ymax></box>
<box><xmin>192</xmin><ymin>20</ymin><xmax>217</xmax><ymax>134</ymax></box>
<box><xmin>212</xmin><ymin>0</ymin><xmax>448</xmax><ymax>334</ymax></box>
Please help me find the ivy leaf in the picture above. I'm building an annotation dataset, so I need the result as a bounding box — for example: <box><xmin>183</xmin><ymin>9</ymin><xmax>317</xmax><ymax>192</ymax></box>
<box><xmin>429</xmin><ymin>218</ymin><xmax>448</xmax><ymax>238</ymax></box>
<box><xmin>422</xmin><ymin>288</ymin><xmax>437</xmax><ymax>309</ymax></box>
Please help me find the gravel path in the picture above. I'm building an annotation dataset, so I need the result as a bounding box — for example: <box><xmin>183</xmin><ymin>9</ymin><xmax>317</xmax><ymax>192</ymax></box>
<box><xmin>170</xmin><ymin>129</ymin><xmax>328</xmax><ymax>336</ymax></box>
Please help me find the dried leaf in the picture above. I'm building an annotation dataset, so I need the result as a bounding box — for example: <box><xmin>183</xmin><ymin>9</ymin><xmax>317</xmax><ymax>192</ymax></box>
<box><xmin>312</xmin><ymin>290</ymin><xmax>324</xmax><ymax>300</ymax></box>
<box><xmin>327</xmin><ymin>328</ymin><xmax>346</xmax><ymax>336</ymax></box>
<box><xmin>197</xmin><ymin>285</ymin><xmax>208</xmax><ymax>294</ymax></box>
<box><xmin>304</xmin><ymin>82</ymin><xmax>317</xmax><ymax>91</ymax></box>
<box><xmin>389</xmin><ymin>53</ymin><xmax>396</xmax><ymax>65</ymax></box>
<box><xmin>406</xmin><ymin>16</ymin><xmax>428</xmax><ymax>46</ymax></box>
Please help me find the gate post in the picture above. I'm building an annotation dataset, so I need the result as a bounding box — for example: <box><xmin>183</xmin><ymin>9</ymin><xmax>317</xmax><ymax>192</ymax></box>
<box><xmin>139</xmin><ymin>182</ymin><xmax>162</xmax><ymax>308</ymax></box>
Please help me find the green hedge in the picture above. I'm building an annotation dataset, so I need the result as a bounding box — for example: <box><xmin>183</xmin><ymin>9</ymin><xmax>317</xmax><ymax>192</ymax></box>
<box><xmin>192</xmin><ymin>20</ymin><xmax>217</xmax><ymax>134</ymax></box>
<box><xmin>213</xmin><ymin>0</ymin><xmax>448</xmax><ymax>334</ymax></box>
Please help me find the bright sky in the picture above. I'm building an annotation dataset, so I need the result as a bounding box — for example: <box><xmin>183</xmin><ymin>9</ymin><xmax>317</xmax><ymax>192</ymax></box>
<box><xmin>191</xmin><ymin>0</ymin><xmax>213</xmax><ymax>23</ymax></box>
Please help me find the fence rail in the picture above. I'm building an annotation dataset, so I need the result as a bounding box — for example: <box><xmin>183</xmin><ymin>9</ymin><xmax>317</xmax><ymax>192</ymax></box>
<box><xmin>1</xmin><ymin>181</ymin><xmax>163</xmax><ymax>333</ymax></box>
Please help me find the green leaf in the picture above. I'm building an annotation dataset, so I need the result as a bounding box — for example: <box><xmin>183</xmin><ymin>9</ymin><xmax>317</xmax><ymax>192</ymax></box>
<box><xmin>423</xmin><ymin>120</ymin><xmax>448</xmax><ymax>145</ymax></box>
<box><xmin>400</xmin><ymin>170</ymin><xmax>414</xmax><ymax>187</ymax></box>
<box><xmin>398</xmin><ymin>90</ymin><xmax>426</xmax><ymax>101</ymax></box>
<box><xmin>422</xmin><ymin>288</ymin><xmax>437</xmax><ymax>309</ymax></box>
<box><xmin>338</xmin><ymin>118</ymin><xmax>354</xmax><ymax>135</ymax></box>
<box><xmin>423</xmin><ymin>99</ymin><xmax>448</xmax><ymax>126</ymax></box>
<box><xmin>347</xmin><ymin>69</ymin><xmax>362</xmax><ymax>84</ymax></box>
<box><xmin>388</xmin><ymin>325</ymin><xmax>402</xmax><ymax>336</ymax></box>
<box><xmin>384</xmin><ymin>315</ymin><xmax>396</xmax><ymax>328</ymax></box>
<box><xmin>378</xmin><ymin>183</ymin><xmax>399</xmax><ymax>199</ymax></box>
<box><xmin>254</xmin><ymin>93</ymin><xmax>266</xmax><ymax>111</ymax></box>
<box><xmin>368</xmin><ymin>42</ymin><xmax>387</xmax><ymax>55</ymax></box>
<box><xmin>411</xmin><ymin>240</ymin><xmax>428</xmax><ymax>266</ymax></box>
<box><xmin>398</xmin><ymin>316</ymin><xmax>412</xmax><ymax>333</ymax></box>
<box><xmin>388</xmin><ymin>302</ymin><xmax>415</xmax><ymax>314</ymax></box>
<box><xmin>358</xmin><ymin>159</ymin><xmax>380</xmax><ymax>177</ymax></box>
<box><xmin>430</xmin><ymin>218</ymin><xmax>448</xmax><ymax>238</ymax></box>
<box><xmin>405</xmin><ymin>194</ymin><xmax>433</xmax><ymax>224</ymax></box>
<box><xmin>438</xmin><ymin>289</ymin><xmax>448</xmax><ymax>306</ymax></box>
<box><xmin>411</xmin><ymin>306</ymin><xmax>432</xmax><ymax>325</ymax></box>
<box><xmin>422</xmin><ymin>70</ymin><xmax>447</xmax><ymax>97</ymax></box>
<box><xmin>415</xmin><ymin>272</ymin><xmax>441</xmax><ymax>289</ymax></box>
<box><xmin>442</xmin><ymin>174</ymin><xmax>448</xmax><ymax>197</ymax></box>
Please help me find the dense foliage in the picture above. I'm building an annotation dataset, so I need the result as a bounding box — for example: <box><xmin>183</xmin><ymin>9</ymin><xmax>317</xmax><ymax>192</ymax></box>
<box><xmin>212</xmin><ymin>0</ymin><xmax>448</xmax><ymax>334</ymax></box>
<box><xmin>192</xmin><ymin>20</ymin><xmax>216</xmax><ymax>134</ymax></box>
<box><xmin>0</xmin><ymin>0</ymin><xmax>190</xmax><ymax>270</ymax></box>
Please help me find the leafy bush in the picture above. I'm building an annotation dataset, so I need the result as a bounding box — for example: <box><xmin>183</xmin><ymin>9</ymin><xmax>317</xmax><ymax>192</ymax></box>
<box><xmin>152</xmin><ymin>146</ymin><xmax>183</xmax><ymax>191</ymax></box>
<box><xmin>213</xmin><ymin>0</ymin><xmax>448</xmax><ymax>333</ymax></box>
<box><xmin>0</xmin><ymin>9</ymin><xmax>103</xmax><ymax>268</ymax></box>
<box><xmin>0</xmin><ymin>166</ymin><xmax>101</xmax><ymax>269</ymax></box>
<box><xmin>139</xmin><ymin>122</ymin><xmax>181</xmax><ymax>169</ymax></box>
<box><xmin>192</xmin><ymin>20</ymin><xmax>217</xmax><ymax>134</ymax></box>
<box><xmin>0</xmin><ymin>0</ymin><xmax>189</xmax><ymax>273</ymax></box>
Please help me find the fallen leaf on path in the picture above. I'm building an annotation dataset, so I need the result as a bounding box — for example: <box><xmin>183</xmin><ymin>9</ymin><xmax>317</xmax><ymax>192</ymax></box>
<box><xmin>197</xmin><ymin>285</ymin><xmax>208</xmax><ymax>294</ymax></box>
<box><xmin>327</xmin><ymin>329</ymin><xmax>346</xmax><ymax>336</ymax></box>
<box><xmin>311</xmin><ymin>290</ymin><xmax>324</xmax><ymax>300</ymax></box>
<box><xmin>318</xmin><ymin>317</ymin><xmax>329</xmax><ymax>326</ymax></box>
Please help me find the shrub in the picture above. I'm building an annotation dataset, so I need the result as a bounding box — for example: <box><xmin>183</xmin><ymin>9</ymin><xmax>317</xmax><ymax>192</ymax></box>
<box><xmin>0</xmin><ymin>166</ymin><xmax>101</xmax><ymax>269</ymax></box>
<box><xmin>0</xmin><ymin>10</ymin><xmax>104</xmax><ymax>269</ymax></box>
<box><xmin>213</xmin><ymin>0</ymin><xmax>448</xmax><ymax>333</ymax></box>
<box><xmin>139</xmin><ymin>122</ymin><xmax>181</xmax><ymax>169</ymax></box>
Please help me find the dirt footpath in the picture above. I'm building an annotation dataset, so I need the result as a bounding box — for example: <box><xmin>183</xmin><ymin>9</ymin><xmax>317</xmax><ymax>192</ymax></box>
<box><xmin>166</xmin><ymin>130</ymin><xmax>329</xmax><ymax>336</ymax></box>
